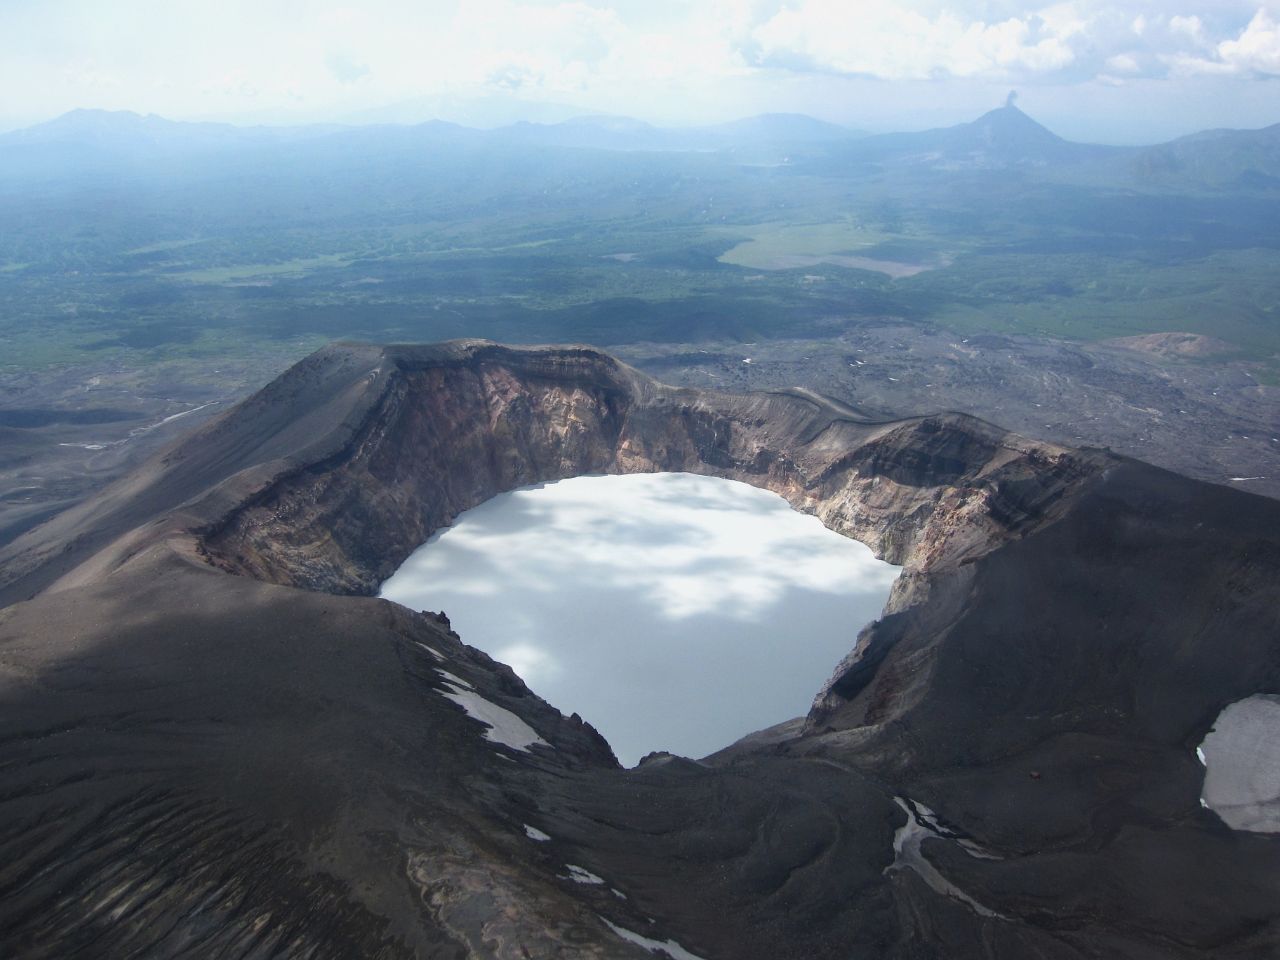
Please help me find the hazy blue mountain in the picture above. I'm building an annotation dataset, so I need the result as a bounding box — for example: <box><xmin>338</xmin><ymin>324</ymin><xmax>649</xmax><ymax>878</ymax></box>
<box><xmin>832</xmin><ymin>104</ymin><xmax>1120</xmax><ymax>171</ymax></box>
<box><xmin>8</xmin><ymin>104</ymin><xmax>1280</xmax><ymax>194</ymax></box>
<box><xmin>1131</xmin><ymin>123</ymin><xmax>1280</xmax><ymax>190</ymax></box>
<box><xmin>0</xmin><ymin>107</ymin><xmax>862</xmax><ymax>173</ymax></box>
<box><xmin>485</xmin><ymin>112</ymin><xmax>863</xmax><ymax>159</ymax></box>
<box><xmin>702</xmin><ymin>112</ymin><xmax>861</xmax><ymax>142</ymax></box>
<box><xmin>491</xmin><ymin>115</ymin><xmax>667</xmax><ymax>151</ymax></box>
<box><xmin>0</xmin><ymin>109</ymin><xmax>354</xmax><ymax>182</ymax></box>
<box><xmin>341</xmin><ymin>93</ymin><xmax>585</xmax><ymax>128</ymax></box>
<box><xmin>3</xmin><ymin>109</ymin><xmax>211</xmax><ymax>145</ymax></box>
<box><xmin>2</xmin><ymin>108</ymin><xmax>346</xmax><ymax>148</ymax></box>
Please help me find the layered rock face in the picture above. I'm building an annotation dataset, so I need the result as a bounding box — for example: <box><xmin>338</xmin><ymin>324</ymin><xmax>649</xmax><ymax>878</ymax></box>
<box><xmin>202</xmin><ymin>343</ymin><xmax>1090</xmax><ymax>596</ymax></box>
<box><xmin>0</xmin><ymin>341</ymin><xmax>1277</xmax><ymax>959</ymax></box>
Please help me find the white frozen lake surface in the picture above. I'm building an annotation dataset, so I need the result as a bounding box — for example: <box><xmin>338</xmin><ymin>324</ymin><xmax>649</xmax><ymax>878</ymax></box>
<box><xmin>379</xmin><ymin>472</ymin><xmax>900</xmax><ymax>766</ymax></box>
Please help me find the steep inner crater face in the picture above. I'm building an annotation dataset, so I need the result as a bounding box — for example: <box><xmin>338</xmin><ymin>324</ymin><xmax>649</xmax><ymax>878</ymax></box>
<box><xmin>379</xmin><ymin>472</ymin><xmax>901</xmax><ymax>765</ymax></box>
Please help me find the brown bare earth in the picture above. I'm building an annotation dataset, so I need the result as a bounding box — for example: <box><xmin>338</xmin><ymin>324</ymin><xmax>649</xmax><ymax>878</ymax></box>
<box><xmin>1105</xmin><ymin>331</ymin><xmax>1238</xmax><ymax>358</ymax></box>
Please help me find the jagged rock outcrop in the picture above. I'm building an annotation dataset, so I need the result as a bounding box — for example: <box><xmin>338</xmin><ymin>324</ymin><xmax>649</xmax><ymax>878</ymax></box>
<box><xmin>1</xmin><ymin>341</ymin><xmax>1277</xmax><ymax>958</ymax></box>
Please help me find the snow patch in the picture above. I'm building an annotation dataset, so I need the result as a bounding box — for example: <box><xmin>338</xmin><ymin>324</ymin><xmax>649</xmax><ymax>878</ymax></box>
<box><xmin>564</xmin><ymin>864</ymin><xmax>605</xmax><ymax>885</ymax></box>
<box><xmin>600</xmin><ymin>917</ymin><xmax>707</xmax><ymax>960</ymax></box>
<box><xmin>436</xmin><ymin>683</ymin><xmax>549</xmax><ymax>753</ymax></box>
<box><xmin>436</xmin><ymin>669</ymin><xmax>473</xmax><ymax>690</ymax></box>
<box><xmin>149</xmin><ymin>400</ymin><xmax>219</xmax><ymax>429</ymax></box>
<box><xmin>524</xmin><ymin>824</ymin><xmax>551</xmax><ymax>842</ymax></box>
<box><xmin>1198</xmin><ymin>694</ymin><xmax>1280</xmax><ymax>833</ymax></box>
<box><xmin>415</xmin><ymin>642</ymin><xmax>444</xmax><ymax>660</ymax></box>
<box><xmin>888</xmin><ymin>798</ymin><xmax>1004</xmax><ymax>919</ymax></box>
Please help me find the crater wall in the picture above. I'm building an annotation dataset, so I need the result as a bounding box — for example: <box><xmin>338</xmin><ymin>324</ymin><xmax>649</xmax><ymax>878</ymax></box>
<box><xmin>196</xmin><ymin>342</ymin><xmax>1097</xmax><ymax>723</ymax></box>
<box><xmin>203</xmin><ymin>344</ymin><xmax>1091</xmax><ymax>594</ymax></box>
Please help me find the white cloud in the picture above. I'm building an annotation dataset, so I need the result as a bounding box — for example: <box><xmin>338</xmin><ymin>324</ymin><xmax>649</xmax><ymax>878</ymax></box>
<box><xmin>741</xmin><ymin>3</ymin><xmax>1280</xmax><ymax>88</ymax></box>
<box><xmin>749</xmin><ymin>2</ymin><xmax>1084</xmax><ymax>81</ymax></box>
<box><xmin>1039</xmin><ymin>2</ymin><xmax>1091</xmax><ymax>42</ymax></box>
<box><xmin>496</xmin><ymin>641</ymin><xmax>561</xmax><ymax>685</ymax></box>
<box><xmin>1105</xmin><ymin>52</ymin><xmax>1141</xmax><ymax>73</ymax></box>
<box><xmin>1217</xmin><ymin>7</ymin><xmax>1280</xmax><ymax>74</ymax></box>
<box><xmin>1169</xmin><ymin>14</ymin><xmax>1205</xmax><ymax>41</ymax></box>
<box><xmin>1166</xmin><ymin>7</ymin><xmax>1280</xmax><ymax>77</ymax></box>
<box><xmin>0</xmin><ymin>1</ymin><xmax>1278</xmax><ymax>133</ymax></box>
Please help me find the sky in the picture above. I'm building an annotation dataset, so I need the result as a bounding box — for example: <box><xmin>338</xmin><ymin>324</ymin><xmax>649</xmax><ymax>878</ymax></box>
<box><xmin>2</xmin><ymin>1</ymin><xmax>1278</xmax><ymax>142</ymax></box>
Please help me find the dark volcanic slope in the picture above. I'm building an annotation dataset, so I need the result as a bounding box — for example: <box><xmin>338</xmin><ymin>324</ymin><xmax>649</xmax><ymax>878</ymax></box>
<box><xmin>1</xmin><ymin>341</ymin><xmax>1277</xmax><ymax>959</ymax></box>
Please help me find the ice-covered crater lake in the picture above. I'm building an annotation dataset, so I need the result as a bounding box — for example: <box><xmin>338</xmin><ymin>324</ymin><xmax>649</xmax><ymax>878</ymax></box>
<box><xmin>379</xmin><ymin>472</ymin><xmax>900</xmax><ymax>766</ymax></box>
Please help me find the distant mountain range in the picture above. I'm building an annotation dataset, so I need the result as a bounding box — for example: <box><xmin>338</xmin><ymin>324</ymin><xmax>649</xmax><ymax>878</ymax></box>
<box><xmin>832</xmin><ymin>103</ymin><xmax>1118</xmax><ymax>169</ymax></box>
<box><xmin>340</xmin><ymin>93</ymin><xmax>586</xmax><ymax>128</ymax></box>
<box><xmin>2</xmin><ymin>107</ymin><xmax>345</xmax><ymax>148</ymax></box>
<box><xmin>2</xmin><ymin>103</ymin><xmax>1278</xmax><ymax>190</ymax></box>
<box><xmin>1133</xmin><ymin>123</ymin><xmax>1280</xmax><ymax>189</ymax></box>
<box><xmin>2</xmin><ymin>106</ymin><xmax>859</xmax><ymax>152</ymax></box>
<box><xmin>487</xmin><ymin>111</ymin><xmax>862</xmax><ymax>154</ymax></box>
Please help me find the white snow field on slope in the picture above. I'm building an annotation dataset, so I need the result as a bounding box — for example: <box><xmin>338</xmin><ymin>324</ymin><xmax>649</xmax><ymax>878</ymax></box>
<box><xmin>1199</xmin><ymin>694</ymin><xmax>1280</xmax><ymax>833</ymax></box>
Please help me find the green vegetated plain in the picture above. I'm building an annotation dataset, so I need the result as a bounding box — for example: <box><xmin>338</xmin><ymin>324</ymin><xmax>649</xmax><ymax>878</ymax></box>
<box><xmin>1</xmin><ymin>122</ymin><xmax>1278</xmax><ymax>379</ymax></box>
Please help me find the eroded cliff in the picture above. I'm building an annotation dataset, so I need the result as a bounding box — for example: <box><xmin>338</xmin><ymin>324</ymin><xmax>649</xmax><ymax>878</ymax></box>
<box><xmin>201</xmin><ymin>343</ymin><xmax>1091</xmax><ymax>592</ymax></box>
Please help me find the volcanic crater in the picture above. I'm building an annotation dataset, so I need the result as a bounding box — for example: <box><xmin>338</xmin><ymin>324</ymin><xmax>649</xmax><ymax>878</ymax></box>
<box><xmin>0</xmin><ymin>340</ymin><xmax>1277</xmax><ymax>959</ymax></box>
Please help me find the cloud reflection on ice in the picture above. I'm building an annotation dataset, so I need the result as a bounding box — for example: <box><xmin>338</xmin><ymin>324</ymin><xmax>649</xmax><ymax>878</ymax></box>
<box><xmin>379</xmin><ymin>473</ymin><xmax>899</xmax><ymax>766</ymax></box>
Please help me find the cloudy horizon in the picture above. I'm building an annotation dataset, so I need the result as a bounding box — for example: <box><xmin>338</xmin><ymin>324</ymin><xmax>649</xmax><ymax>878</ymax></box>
<box><xmin>3</xmin><ymin>1</ymin><xmax>1279</xmax><ymax>143</ymax></box>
